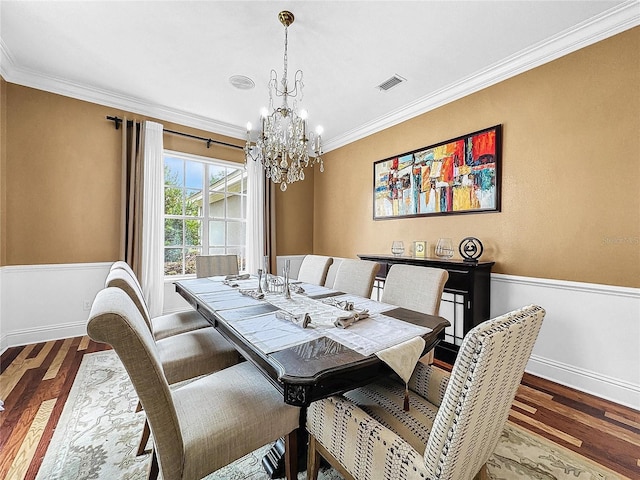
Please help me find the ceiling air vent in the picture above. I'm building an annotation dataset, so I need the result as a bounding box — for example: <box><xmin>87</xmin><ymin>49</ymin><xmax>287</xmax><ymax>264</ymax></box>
<box><xmin>376</xmin><ymin>74</ymin><xmax>406</xmax><ymax>91</ymax></box>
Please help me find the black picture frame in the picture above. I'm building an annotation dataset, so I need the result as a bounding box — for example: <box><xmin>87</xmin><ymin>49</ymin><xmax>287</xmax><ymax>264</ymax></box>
<box><xmin>373</xmin><ymin>125</ymin><xmax>502</xmax><ymax>220</ymax></box>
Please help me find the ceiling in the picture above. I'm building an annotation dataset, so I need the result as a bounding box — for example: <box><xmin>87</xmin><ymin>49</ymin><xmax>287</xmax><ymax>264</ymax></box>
<box><xmin>1</xmin><ymin>1</ymin><xmax>638</xmax><ymax>152</ymax></box>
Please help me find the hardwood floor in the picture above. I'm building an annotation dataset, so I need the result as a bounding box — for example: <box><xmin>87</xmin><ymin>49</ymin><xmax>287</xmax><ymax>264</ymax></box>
<box><xmin>1</xmin><ymin>337</ymin><xmax>639</xmax><ymax>479</ymax></box>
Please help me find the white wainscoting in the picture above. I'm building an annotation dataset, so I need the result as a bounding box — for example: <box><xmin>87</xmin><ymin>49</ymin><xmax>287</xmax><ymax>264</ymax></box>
<box><xmin>0</xmin><ymin>263</ymin><xmax>112</xmax><ymax>352</ymax></box>
<box><xmin>491</xmin><ymin>274</ymin><xmax>639</xmax><ymax>410</ymax></box>
<box><xmin>2</xmin><ymin>263</ymin><xmax>639</xmax><ymax>409</ymax></box>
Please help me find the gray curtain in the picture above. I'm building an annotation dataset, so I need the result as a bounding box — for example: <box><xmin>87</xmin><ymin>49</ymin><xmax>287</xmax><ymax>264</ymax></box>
<box><xmin>119</xmin><ymin>117</ymin><xmax>143</xmax><ymax>276</ymax></box>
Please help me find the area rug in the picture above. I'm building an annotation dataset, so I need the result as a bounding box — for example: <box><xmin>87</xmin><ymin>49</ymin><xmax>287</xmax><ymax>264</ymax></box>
<box><xmin>37</xmin><ymin>351</ymin><xmax>624</xmax><ymax>480</ymax></box>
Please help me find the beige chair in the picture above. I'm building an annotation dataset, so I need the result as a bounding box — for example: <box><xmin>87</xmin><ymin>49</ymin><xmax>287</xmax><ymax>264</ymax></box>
<box><xmin>381</xmin><ymin>264</ymin><xmax>449</xmax><ymax>364</ymax></box>
<box><xmin>105</xmin><ymin>266</ymin><xmax>240</xmax><ymax>455</ymax></box>
<box><xmin>323</xmin><ymin>257</ymin><xmax>343</xmax><ymax>288</ymax></box>
<box><xmin>296</xmin><ymin>255</ymin><xmax>333</xmax><ymax>285</ymax></box>
<box><xmin>332</xmin><ymin>259</ymin><xmax>381</xmax><ymax>298</ymax></box>
<box><xmin>87</xmin><ymin>287</ymin><xmax>301</xmax><ymax>480</ymax></box>
<box><xmin>108</xmin><ymin>262</ymin><xmax>210</xmax><ymax>340</ymax></box>
<box><xmin>195</xmin><ymin>254</ymin><xmax>239</xmax><ymax>278</ymax></box>
<box><xmin>307</xmin><ymin>304</ymin><xmax>546</xmax><ymax>480</ymax></box>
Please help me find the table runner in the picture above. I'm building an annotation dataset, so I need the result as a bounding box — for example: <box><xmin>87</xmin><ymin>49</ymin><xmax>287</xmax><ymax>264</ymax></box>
<box><xmin>185</xmin><ymin>276</ymin><xmax>431</xmax><ymax>357</ymax></box>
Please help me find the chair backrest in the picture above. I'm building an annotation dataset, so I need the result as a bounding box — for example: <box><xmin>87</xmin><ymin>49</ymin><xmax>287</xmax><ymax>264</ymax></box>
<box><xmin>87</xmin><ymin>287</ymin><xmax>184</xmax><ymax>479</ymax></box>
<box><xmin>423</xmin><ymin>304</ymin><xmax>546</xmax><ymax>479</ymax></box>
<box><xmin>296</xmin><ymin>255</ymin><xmax>333</xmax><ymax>286</ymax></box>
<box><xmin>324</xmin><ymin>257</ymin><xmax>343</xmax><ymax>288</ymax></box>
<box><xmin>195</xmin><ymin>254</ymin><xmax>239</xmax><ymax>278</ymax></box>
<box><xmin>332</xmin><ymin>259</ymin><xmax>381</xmax><ymax>298</ymax></box>
<box><xmin>381</xmin><ymin>264</ymin><xmax>448</xmax><ymax>315</ymax></box>
<box><xmin>105</xmin><ymin>267</ymin><xmax>153</xmax><ymax>331</ymax></box>
<box><xmin>111</xmin><ymin>260</ymin><xmax>137</xmax><ymax>279</ymax></box>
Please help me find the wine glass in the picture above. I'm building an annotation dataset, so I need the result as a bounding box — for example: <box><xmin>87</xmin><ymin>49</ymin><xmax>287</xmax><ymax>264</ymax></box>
<box><xmin>391</xmin><ymin>241</ymin><xmax>405</xmax><ymax>256</ymax></box>
<box><xmin>435</xmin><ymin>238</ymin><xmax>454</xmax><ymax>259</ymax></box>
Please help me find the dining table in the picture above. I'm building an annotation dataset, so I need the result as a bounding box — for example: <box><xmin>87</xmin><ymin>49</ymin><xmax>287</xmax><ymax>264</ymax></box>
<box><xmin>174</xmin><ymin>274</ymin><xmax>450</xmax><ymax>477</ymax></box>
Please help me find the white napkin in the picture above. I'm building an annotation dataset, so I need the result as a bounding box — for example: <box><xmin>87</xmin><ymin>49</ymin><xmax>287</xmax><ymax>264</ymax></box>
<box><xmin>239</xmin><ymin>288</ymin><xmax>265</xmax><ymax>300</ymax></box>
<box><xmin>288</xmin><ymin>283</ymin><xmax>305</xmax><ymax>294</ymax></box>
<box><xmin>375</xmin><ymin>336</ymin><xmax>426</xmax><ymax>411</ymax></box>
<box><xmin>225</xmin><ymin>273</ymin><xmax>250</xmax><ymax>281</ymax></box>
<box><xmin>276</xmin><ymin>310</ymin><xmax>312</xmax><ymax>328</ymax></box>
<box><xmin>333</xmin><ymin>310</ymin><xmax>370</xmax><ymax>328</ymax></box>
<box><xmin>321</xmin><ymin>297</ymin><xmax>354</xmax><ymax>311</ymax></box>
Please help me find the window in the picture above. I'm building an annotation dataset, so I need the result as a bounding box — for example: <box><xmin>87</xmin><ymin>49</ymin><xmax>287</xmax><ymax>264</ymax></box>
<box><xmin>163</xmin><ymin>150</ymin><xmax>247</xmax><ymax>276</ymax></box>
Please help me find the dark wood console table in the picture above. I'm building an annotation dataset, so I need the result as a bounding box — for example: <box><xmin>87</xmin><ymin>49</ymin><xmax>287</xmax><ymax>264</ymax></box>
<box><xmin>358</xmin><ymin>254</ymin><xmax>494</xmax><ymax>364</ymax></box>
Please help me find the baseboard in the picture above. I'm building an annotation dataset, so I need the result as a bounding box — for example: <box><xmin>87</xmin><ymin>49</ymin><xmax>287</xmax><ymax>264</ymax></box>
<box><xmin>527</xmin><ymin>354</ymin><xmax>640</xmax><ymax>410</ymax></box>
<box><xmin>1</xmin><ymin>321</ymin><xmax>87</xmax><ymax>353</ymax></box>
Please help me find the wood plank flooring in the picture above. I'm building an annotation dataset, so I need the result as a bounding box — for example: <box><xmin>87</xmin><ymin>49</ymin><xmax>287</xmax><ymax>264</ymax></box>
<box><xmin>1</xmin><ymin>338</ymin><xmax>638</xmax><ymax>479</ymax></box>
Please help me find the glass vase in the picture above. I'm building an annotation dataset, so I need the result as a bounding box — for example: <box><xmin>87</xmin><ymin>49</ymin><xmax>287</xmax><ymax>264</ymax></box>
<box><xmin>391</xmin><ymin>241</ymin><xmax>405</xmax><ymax>256</ymax></box>
<box><xmin>435</xmin><ymin>238</ymin><xmax>454</xmax><ymax>259</ymax></box>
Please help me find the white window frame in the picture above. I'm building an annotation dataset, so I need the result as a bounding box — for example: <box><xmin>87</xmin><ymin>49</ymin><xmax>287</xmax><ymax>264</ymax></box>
<box><xmin>163</xmin><ymin>149</ymin><xmax>247</xmax><ymax>278</ymax></box>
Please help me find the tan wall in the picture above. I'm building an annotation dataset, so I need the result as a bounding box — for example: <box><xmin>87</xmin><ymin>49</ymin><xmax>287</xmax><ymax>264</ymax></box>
<box><xmin>275</xmin><ymin>166</ymin><xmax>315</xmax><ymax>256</ymax></box>
<box><xmin>312</xmin><ymin>28</ymin><xmax>640</xmax><ymax>288</ymax></box>
<box><xmin>3</xmin><ymin>84</ymin><xmax>244</xmax><ymax>266</ymax></box>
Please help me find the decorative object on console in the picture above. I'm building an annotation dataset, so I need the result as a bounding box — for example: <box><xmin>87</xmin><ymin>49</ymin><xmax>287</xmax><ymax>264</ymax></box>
<box><xmin>435</xmin><ymin>238</ymin><xmax>454</xmax><ymax>259</ymax></box>
<box><xmin>413</xmin><ymin>240</ymin><xmax>427</xmax><ymax>258</ymax></box>
<box><xmin>373</xmin><ymin>125</ymin><xmax>502</xmax><ymax>219</ymax></box>
<box><xmin>244</xmin><ymin>11</ymin><xmax>324</xmax><ymax>191</ymax></box>
<box><xmin>459</xmin><ymin>236</ymin><xmax>484</xmax><ymax>263</ymax></box>
<box><xmin>391</xmin><ymin>240</ymin><xmax>405</xmax><ymax>256</ymax></box>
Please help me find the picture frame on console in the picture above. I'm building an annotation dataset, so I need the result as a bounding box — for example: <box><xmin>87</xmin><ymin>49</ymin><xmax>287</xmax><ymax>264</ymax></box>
<box><xmin>373</xmin><ymin>124</ymin><xmax>502</xmax><ymax>220</ymax></box>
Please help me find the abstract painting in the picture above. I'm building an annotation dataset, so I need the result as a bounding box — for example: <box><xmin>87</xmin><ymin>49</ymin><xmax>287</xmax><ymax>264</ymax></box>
<box><xmin>373</xmin><ymin>125</ymin><xmax>501</xmax><ymax>219</ymax></box>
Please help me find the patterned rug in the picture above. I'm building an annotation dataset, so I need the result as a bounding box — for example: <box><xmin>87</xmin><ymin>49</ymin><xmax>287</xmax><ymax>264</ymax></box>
<box><xmin>37</xmin><ymin>351</ymin><xmax>624</xmax><ymax>480</ymax></box>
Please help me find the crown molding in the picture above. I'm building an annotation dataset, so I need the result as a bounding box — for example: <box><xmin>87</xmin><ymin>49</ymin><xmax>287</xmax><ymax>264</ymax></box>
<box><xmin>2</xmin><ymin>1</ymin><xmax>639</xmax><ymax>151</ymax></box>
<box><xmin>323</xmin><ymin>0</ymin><xmax>640</xmax><ymax>152</ymax></box>
<box><xmin>0</xmin><ymin>39</ymin><xmax>245</xmax><ymax>140</ymax></box>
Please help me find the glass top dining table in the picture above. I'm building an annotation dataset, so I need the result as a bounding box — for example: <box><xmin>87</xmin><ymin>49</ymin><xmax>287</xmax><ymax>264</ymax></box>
<box><xmin>174</xmin><ymin>275</ymin><xmax>450</xmax><ymax>407</ymax></box>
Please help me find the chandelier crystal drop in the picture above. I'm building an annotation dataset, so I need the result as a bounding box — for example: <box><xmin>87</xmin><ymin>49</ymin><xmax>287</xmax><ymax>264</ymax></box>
<box><xmin>244</xmin><ymin>11</ymin><xmax>324</xmax><ymax>192</ymax></box>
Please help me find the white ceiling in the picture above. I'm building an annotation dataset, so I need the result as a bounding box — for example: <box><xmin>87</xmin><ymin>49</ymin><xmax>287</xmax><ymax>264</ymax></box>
<box><xmin>1</xmin><ymin>1</ymin><xmax>638</xmax><ymax>151</ymax></box>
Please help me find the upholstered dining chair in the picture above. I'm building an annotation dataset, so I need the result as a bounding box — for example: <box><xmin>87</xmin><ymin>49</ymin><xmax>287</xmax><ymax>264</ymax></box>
<box><xmin>105</xmin><ymin>266</ymin><xmax>240</xmax><ymax>455</ymax></box>
<box><xmin>195</xmin><ymin>254</ymin><xmax>239</xmax><ymax>278</ymax></box>
<box><xmin>296</xmin><ymin>255</ymin><xmax>333</xmax><ymax>285</ymax></box>
<box><xmin>323</xmin><ymin>257</ymin><xmax>343</xmax><ymax>288</ymax></box>
<box><xmin>109</xmin><ymin>262</ymin><xmax>209</xmax><ymax>340</ymax></box>
<box><xmin>381</xmin><ymin>264</ymin><xmax>449</xmax><ymax>364</ymax></box>
<box><xmin>87</xmin><ymin>287</ymin><xmax>301</xmax><ymax>480</ymax></box>
<box><xmin>306</xmin><ymin>304</ymin><xmax>546</xmax><ymax>480</ymax></box>
<box><xmin>332</xmin><ymin>259</ymin><xmax>381</xmax><ymax>298</ymax></box>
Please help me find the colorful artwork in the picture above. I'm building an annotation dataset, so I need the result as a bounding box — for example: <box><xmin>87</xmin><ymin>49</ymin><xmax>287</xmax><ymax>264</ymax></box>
<box><xmin>373</xmin><ymin>125</ymin><xmax>501</xmax><ymax>219</ymax></box>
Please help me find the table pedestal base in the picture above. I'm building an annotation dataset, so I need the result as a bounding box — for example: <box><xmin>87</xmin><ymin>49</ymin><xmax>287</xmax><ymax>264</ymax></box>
<box><xmin>262</xmin><ymin>430</ymin><xmax>308</xmax><ymax>479</ymax></box>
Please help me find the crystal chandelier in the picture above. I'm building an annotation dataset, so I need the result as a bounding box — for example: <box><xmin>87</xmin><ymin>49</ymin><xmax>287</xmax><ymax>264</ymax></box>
<box><xmin>244</xmin><ymin>11</ymin><xmax>324</xmax><ymax>192</ymax></box>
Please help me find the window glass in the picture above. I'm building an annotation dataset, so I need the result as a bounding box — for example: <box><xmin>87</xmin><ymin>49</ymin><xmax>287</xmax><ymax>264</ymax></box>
<box><xmin>164</xmin><ymin>151</ymin><xmax>247</xmax><ymax>276</ymax></box>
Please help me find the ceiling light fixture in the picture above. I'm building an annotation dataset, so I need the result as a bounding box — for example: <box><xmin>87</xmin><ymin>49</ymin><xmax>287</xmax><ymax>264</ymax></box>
<box><xmin>229</xmin><ymin>75</ymin><xmax>255</xmax><ymax>90</ymax></box>
<box><xmin>244</xmin><ymin>11</ymin><xmax>324</xmax><ymax>191</ymax></box>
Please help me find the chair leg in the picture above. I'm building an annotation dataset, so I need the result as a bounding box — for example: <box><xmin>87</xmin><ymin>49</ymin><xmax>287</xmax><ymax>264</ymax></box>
<box><xmin>473</xmin><ymin>463</ymin><xmax>489</xmax><ymax>480</ymax></box>
<box><xmin>148</xmin><ymin>450</ymin><xmax>159</xmax><ymax>480</ymax></box>
<box><xmin>284</xmin><ymin>429</ymin><xmax>298</xmax><ymax>480</ymax></box>
<box><xmin>306</xmin><ymin>435</ymin><xmax>321</xmax><ymax>480</ymax></box>
<box><xmin>137</xmin><ymin>419</ymin><xmax>151</xmax><ymax>456</ymax></box>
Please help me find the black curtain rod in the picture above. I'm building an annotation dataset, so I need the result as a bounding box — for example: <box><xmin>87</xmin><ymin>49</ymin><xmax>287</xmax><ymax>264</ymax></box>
<box><xmin>106</xmin><ymin>115</ymin><xmax>243</xmax><ymax>150</ymax></box>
